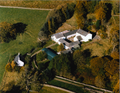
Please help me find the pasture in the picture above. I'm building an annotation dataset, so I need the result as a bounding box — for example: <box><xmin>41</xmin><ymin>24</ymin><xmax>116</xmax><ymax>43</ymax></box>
<box><xmin>0</xmin><ymin>7</ymin><xmax>49</xmax><ymax>83</ymax></box>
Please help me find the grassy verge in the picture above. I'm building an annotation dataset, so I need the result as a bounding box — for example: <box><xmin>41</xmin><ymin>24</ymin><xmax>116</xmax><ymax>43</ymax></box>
<box><xmin>39</xmin><ymin>86</ymin><xmax>68</xmax><ymax>93</ymax></box>
<box><xmin>0</xmin><ymin>7</ymin><xmax>49</xmax><ymax>84</ymax></box>
<box><xmin>50</xmin><ymin>44</ymin><xmax>59</xmax><ymax>52</ymax></box>
<box><xmin>48</xmin><ymin>80</ymin><xmax>89</xmax><ymax>93</ymax></box>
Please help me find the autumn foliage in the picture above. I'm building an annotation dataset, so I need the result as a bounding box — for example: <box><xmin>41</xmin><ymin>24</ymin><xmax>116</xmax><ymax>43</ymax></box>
<box><xmin>0</xmin><ymin>22</ymin><xmax>16</xmax><ymax>42</ymax></box>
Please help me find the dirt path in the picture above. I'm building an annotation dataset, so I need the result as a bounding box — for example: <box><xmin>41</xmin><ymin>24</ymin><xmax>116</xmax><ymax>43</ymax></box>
<box><xmin>43</xmin><ymin>84</ymin><xmax>75</xmax><ymax>93</ymax></box>
<box><xmin>31</xmin><ymin>43</ymin><xmax>57</xmax><ymax>57</ymax></box>
<box><xmin>0</xmin><ymin>5</ymin><xmax>52</xmax><ymax>11</ymax></box>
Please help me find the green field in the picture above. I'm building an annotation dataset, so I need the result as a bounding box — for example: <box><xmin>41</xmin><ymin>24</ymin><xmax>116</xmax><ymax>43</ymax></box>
<box><xmin>48</xmin><ymin>80</ymin><xmax>89</xmax><ymax>93</ymax></box>
<box><xmin>0</xmin><ymin>7</ymin><xmax>49</xmax><ymax>83</ymax></box>
<box><xmin>39</xmin><ymin>86</ymin><xmax>68</xmax><ymax>93</ymax></box>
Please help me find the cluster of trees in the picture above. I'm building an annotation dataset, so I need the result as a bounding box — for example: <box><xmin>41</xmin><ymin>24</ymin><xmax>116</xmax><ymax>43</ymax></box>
<box><xmin>5</xmin><ymin>61</ymin><xmax>23</xmax><ymax>72</ymax></box>
<box><xmin>36</xmin><ymin>51</ymin><xmax>47</xmax><ymax>62</ymax></box>
<box><xmin>0</xmin><ymin>22</ymin><xmax>27</xmax><ymax>42</ymax></box>
<box><xmin>75</xmin><ymin>1</ymin><xmax>113</xmax><ymax>39</ymax></box>
<box><xmin>38</xmin><ymin>3</ymin><xmax>75</xmax><ymax>40</ymax></box>
<box><xmin>48</xmin><ymin>48</ymin><xmax>119</xmax><ymax>91</ymax></box>
<box><xmin>0</xmin><ymin>22</ymin><xmax>16</xmax><ymax>42</ymax></box>
<box><xmin>75</xmin><ymin>1</ymin><xmax>100</xmax><ymax>29</ymax></box>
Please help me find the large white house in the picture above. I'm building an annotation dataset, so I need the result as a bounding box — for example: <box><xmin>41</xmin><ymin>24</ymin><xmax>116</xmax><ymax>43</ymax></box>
<box><xmin>51</xmin><ymin>29</ymin><xmax>92</xmax><ymax>50</ymax></box>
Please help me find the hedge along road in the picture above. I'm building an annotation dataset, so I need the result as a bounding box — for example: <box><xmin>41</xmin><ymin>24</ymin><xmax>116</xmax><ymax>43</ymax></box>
<box><xmin>0</xmin><ymin>5</ymin><xmax>52</xmax><ymax>10</ymax></box>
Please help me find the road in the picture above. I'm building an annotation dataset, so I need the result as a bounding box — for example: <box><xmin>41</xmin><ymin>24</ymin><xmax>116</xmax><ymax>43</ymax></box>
<box><xmin>0</xmin><ymin>5</ymin><xmax>52</xmax><ymax>11</ymax></box>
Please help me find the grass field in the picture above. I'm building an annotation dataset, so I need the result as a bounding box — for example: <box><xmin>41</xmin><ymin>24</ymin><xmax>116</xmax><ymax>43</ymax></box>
<box><xmin>0</xmin><ymin>7</ymin><xmax>49</xmax><ymax>84</ymax></box>
<box><xmin>48</xmin><ymin>80</ymin><xmax>89</xmax><ymax>93</ymax></box>
<box><xmin>39</xmin><ymin>86</ymin><xmax>68</xmax><ymax>93</ymax></box>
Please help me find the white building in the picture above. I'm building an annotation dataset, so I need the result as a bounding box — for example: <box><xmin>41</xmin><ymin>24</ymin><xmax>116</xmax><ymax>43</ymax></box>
<box><xmin>74</xmin><ymin>29</ymin><xmax>92</xmax><ymax>42</ymax></box>
<box><xmin>14</xmin><ymin>53</ymin><xmax>24</xmax><ymax>66</ymax></box>
<box><xmin>51</xmin><ymin>29</ymin><xmax>92</xmax><ymax>50</ymax></box>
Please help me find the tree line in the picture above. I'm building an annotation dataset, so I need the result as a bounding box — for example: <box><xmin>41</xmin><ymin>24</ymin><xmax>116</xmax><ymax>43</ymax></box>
<box><xmin>38</xmin><ymin>3</ymin><xmax>75</xmax><ymax>41</ymax></box>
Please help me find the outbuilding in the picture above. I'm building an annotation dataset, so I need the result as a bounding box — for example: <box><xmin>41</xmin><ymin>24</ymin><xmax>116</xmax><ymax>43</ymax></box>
<box><xmin>14</xmin><ymin>53</ymin><xmax>24</xmax><ymax>66</ymax></box>
<box><xmin>42</xmin><ymin>48</ymin><xmax>57</xmax><ymax>60</ymax></box>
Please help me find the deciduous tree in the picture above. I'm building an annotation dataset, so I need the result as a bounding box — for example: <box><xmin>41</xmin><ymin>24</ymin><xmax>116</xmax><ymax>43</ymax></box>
<box><xmin>90</xmin><ymin>57</ymin><xmax>109</xmax><ymax>76</ymax></box>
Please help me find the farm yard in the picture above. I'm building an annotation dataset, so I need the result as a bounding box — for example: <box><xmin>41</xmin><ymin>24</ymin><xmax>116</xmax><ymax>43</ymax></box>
<box><xmin>0</xmin><ymin>7</ymin><xmax>49</xmax><ymax>83</ymax></box>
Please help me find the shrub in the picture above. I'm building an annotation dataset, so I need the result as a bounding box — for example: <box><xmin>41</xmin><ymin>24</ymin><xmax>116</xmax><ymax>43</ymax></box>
<box><xmin>14</xmin><ymin>66</ymin><xmax>21</xmax><ymax>73</ymax></box>
<box><xmin>96</xmin><ymin>20</ymin><xmax>101</xmax><ymax>29</ymax></box>
<box><xmin>5</xmin><ymin>63</ymin><xmax>12</xmax><ymax>72</ymax></box>
<box><xmin>36</xmin><ymin>51</ymin><xmax>47</xmax><ymax>61</ymax></box>
<box><xmin>11</xmin><ymin>61</ymin><xmax>16</xmax><ymax>70</ymax></box>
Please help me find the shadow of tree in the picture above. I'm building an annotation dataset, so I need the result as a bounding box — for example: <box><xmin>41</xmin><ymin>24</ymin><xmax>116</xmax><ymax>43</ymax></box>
<box><xmin>13</xmin><ymin>22</ymin><xmax>27</xmax><ymax>34</ymax></box>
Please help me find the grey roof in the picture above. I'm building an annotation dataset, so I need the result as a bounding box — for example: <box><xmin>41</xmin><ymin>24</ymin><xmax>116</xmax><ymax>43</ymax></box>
<box><xmin>68</xmin><ymin>41</ymin><xmax>80</xmax><ymax>47</ymax></box>
<box><xmin>77</xmin><ymin>29</ymin><xmax>88</xmax><ymax>36</ymax></box>
<box><xmin>93</xmin><ymin>35</ymin><xmax>100</xmax><ymax>40</ymax></box>
<box><xmin>61</xmin><ymin>49</ymin><xmax>72</xmax><ymax>54</ymax></box>
<box><xmin>59</xmin><ymin>39</ymin><xmax>70</xmax><ymax>46</ymax></box>
<box><xmin>59</xmin><ymin>39</ymin><xmax>80</xmax><ymax>47</ymax></box>
<box><xmin>63</xmin><ymin>30</ymin><xmax>77</xmax><ymax>37</ymax></box>
<box><xmin>14</xmin><ymin>55</ymin><xmax>19</xmax><ymax>63</ymax></box>
<box><xmin>77</xmin><ymin>36</ymin><xmax>82</xmax><ymax>40</ymax></box>
<box><xmin>55</xmin><ymin>33</ymin><xmax>64</xmax><ymax>39</ymax></box>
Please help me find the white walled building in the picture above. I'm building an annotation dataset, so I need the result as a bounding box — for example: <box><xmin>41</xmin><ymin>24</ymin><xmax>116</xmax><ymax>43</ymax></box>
<box><xmin>14</xmin><ymin>53</ymin><xmax>24</xmax><ymax>66</ymax></box>
<box><xmin>74</xmin><ymin>29</ymin><xmax>92</xmax><ymax>42</ymax></box>
<box><xmin>51</xmin><ymin>29</ymin><xmax>92</xmax><ymax>50</ymax></box>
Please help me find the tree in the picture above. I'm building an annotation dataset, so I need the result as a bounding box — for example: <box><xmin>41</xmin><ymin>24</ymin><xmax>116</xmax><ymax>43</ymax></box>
<box><xmin>109</xmin><ymin>25</ymin><xmax>119</xmax><ymax>45</ymax></box>
<box><xmin>11</xmin><ymin>61</ymin><xmax>16</xmax><ymax>70</ymax></box>
<box><xmin>57</xmin><ymin>44</ymin><xmax>64</xmax><ymax>51</ymax></box>
<box><xmin>73</xmin><ymin>50</ymin><xmax>86</xmax><ymax>70</ymax></box>
<box><xmin>90</xmin><ymin>57</ymin><xmax>109</xmax><ymax>76</ymax></box>
<box><xmin>36</xmin><ymin>51</ymin><xmax>47</xmax><ymax>61</ymax></box>
<box><xmin>95</xmin><ymin>7</ymin><xmax>107</xmax><ymax>21</ymax></box>
<box><xmin>5</xmin><ymin>63</ymin><xmax>12</xmax><ymax>72</ymax></box>
<box><xmin>104</xmin><ymin>59</ymin><xmax>119</xmax><ymax>77</ymax></box>
<box><xmin>48</xmin><ymin>54</ymin><xmax>72</xmax><ymax>77</ymax></box>
<box><xmin>0</xmin><ymin>22</ymin><xmax>16</xmax><ymax>42</ymax></box>
<box><xmin>113</xmin><ymin>80</ymin><xmax>119</xmax><ymax>93</ymax></box>
<box><xmin>75</xmin><ymin>1</ymin><xmax>88</xmax><ymax>29</ymax></box>
<box><xmin>48</xmin><ymin>18</ymin><xmax>52</xmax><ymax>34</ymax></box>
<box><xmin>94</xmin><ymin>2</ymin><xmax>108</xmax><ymax>24</ymax></box>
<box><xmin>95</xmin><ymin>75</ymin><xmax>106</xmax><ymax>88</ymax></box>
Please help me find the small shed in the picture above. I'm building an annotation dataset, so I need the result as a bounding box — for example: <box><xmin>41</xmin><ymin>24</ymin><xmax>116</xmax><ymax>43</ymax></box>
<box><xmin>14</xmin><ymin>53</ymin><xmax>24</xmax><ymax>66</ymax></box>
<box><xmin>42</xmin><ymin>48</ymin><xmax>57</xmax><ymax>60</ymax></box>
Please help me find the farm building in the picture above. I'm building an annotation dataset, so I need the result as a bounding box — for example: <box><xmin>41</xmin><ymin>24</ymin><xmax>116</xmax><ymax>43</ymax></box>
<box><xmin>51</xmin><ymin>29</ymin><xmax>92</xmax><ymax>50</ymax></box>
<box><xmin>14</xmin><ymin>53</ymin><xmax>24</xmax><ymax>66</ymax></box>
<box><xmin>74</xmin><ymin>29</ymin><xmax>92</xmax><ymax>42</ymax></box>
<box><xmin>42</xmin><ymin>48</ymin><xmax>57</xmax><ymax>60</ymax></box>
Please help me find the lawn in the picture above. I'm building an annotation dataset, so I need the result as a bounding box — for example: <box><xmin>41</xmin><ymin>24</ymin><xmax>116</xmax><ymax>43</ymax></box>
<box><xmin>39</xmin><ymin>86</ymin><xmax>68</xmax><ymax>93</ymax></box>
<box><xmin>82</xmin><ymin>39</ymin><xmax>112</xmax><ymax>57</ymax></box>
<box><xmin>48</xmin><ymin>80</ymin><xmax>89</xmax><ymax>93</ymax></box>
<box><xmin>0</xmin><ymin>7</ymin><xmax>49</xmax><ymax>84</ymax></box>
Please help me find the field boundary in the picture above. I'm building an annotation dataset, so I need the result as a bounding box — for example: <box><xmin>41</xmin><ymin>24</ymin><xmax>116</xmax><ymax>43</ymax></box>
<box><xmin>0</xmin><ymin>5</ymin><xmax>52</xmax><ymax>10</ymax></box>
